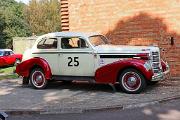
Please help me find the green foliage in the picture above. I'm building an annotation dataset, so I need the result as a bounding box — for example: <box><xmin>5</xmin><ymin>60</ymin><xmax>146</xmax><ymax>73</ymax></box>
<box><xmin>0</xmin><ymin>66</ymin><xmax>15</xmax><ymax>74</ymax></box>
<box><xmin>24</xmin><ymin>0</ymin><xmax>61</xmax><ymax>35</ymax></box>
<box><xmin>0</xmin><ymin>0</ymin><xmax>31</xmax><ymax>48</ymax></box>
<box><xmin>0</xmin><ymin>13</ymin><xmax>6</xmax><ymax>48</ymax></box>
<box><xmin>0</xmin><ymin>0</ymin><xmax>62</xmax><ymax>48</ymax></box>
<box><xmin>0</xmin><ymin>66</ymin><xmax>18</xmax><ymax>80</ymax></box>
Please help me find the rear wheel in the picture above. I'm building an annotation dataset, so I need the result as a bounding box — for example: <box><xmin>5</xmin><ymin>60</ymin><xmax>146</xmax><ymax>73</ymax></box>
<box><xmin>30</xmin><ymin>68</ymin><xmax>48</xmax><ymax>89</ymax></box>
<box><xmin>118</xmin><ymin>68</ymin><xmax>147</xmax><ymax>94</ymax></box>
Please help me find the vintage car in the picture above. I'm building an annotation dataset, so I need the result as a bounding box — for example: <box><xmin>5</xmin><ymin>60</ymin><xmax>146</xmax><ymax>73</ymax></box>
<box><xmin>0</xmin><ymin>49</ymin><xmax>22</xmax><ymax>67</ymax></box>
<box><xmin>16</xmin><ymin>32</ymin><xmax>169</xmax><ymax>93</ymax></box>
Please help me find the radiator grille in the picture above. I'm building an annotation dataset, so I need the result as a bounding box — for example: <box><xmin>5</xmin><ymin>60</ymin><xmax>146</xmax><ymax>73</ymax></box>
<box><xmin>151</xmin><ymin>51</ymin><xmax>160</xmax><ymax>74</ymax></box>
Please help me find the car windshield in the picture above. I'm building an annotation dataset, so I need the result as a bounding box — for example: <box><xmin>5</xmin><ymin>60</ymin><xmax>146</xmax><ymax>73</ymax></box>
<box><xmin>89</xmin><ymin>35</ymin><xmax>108</xmax><ymax>46</ymax></box>
<box><xmin>0</xmin><ymin>51</ymin><xmax>4</xmax><ymax>56</ymax></box>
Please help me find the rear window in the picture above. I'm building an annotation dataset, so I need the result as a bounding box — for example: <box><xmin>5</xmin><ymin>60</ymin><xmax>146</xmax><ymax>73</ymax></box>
<box><xmin>37</xmin><ymin>38</ymin><xmax>57</xmax><ymax>49</ymax></box>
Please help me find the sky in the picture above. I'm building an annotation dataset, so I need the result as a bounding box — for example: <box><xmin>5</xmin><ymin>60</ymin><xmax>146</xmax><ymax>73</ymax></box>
<box><xmin>15</xmin><ymin>0</ymin><xmax>30</xmax><ymax>4</ymax></box>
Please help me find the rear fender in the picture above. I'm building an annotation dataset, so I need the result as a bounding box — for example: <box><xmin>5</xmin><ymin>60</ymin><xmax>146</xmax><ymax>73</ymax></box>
<box><xmin>16</xmin><ymin>57</ymin><xmax>52</xmax><ymax>80</ymax></box>
<box><xmin>95</xmin><ymin>59</ymin><xmax>153</xmax><ymax>84</ymax></box>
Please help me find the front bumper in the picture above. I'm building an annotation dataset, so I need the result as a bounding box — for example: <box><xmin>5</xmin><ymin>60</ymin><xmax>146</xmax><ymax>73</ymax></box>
<box><xmin>151</xmin><ymin>66</ymin><xmax>170</xmax><ymax>81</ymax></box>
<box><xmin>152</xmin><ymin>72</ymin><xmax>164</xmax><ymax>81</ymax></box>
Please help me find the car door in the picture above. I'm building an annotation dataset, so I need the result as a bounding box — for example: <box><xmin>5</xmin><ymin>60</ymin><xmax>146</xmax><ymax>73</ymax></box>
<box><xmin>34</xmin><ymin>37</ymin><xmax>60</xmax><ymax>75</ymax></box>
<box><xmin>58</xmin><ymin>37</ymin><xmax>95</xmax><ymax>76</ymax></box>
<box><xmin>0</xmin><ymin>51</ymin><xmax>5</xmax><ymax>66</ymax></box>
<box><xmin>9</xmin><ymin>51</ymin><xmax>17</xmax><ymax>64</ymax></box>
<box><xmin>3</xmin><ymin>51</ymin><xmax>14</xmax><ymax>65</ymax></box>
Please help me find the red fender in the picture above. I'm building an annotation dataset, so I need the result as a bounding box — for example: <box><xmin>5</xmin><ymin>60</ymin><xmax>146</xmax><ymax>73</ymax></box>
<box><xmin>16</xmin><ymin>58</ymin><xmax>52</xmax><ymax>80</ymax></box>
<box><xmin>95</xmin><ymin>59</ymin><xmax>153</xmax><ymax>84</ymax></box>
<box><xmin>0</xmin><ymin>57</ymin><xmax>7</xmax><ymax>67</ymax></box>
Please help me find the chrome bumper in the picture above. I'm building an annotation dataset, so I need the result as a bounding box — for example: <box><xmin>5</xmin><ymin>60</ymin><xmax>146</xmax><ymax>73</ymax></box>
<box><xmin>151</xmin><ymin>68</ymin><xmax>170</xmax><ymax>81</ymax></box>
<box><xmin>152</xmin><ymin>72</ymin><xmax>164</xmax><ymax>81</ymax></box>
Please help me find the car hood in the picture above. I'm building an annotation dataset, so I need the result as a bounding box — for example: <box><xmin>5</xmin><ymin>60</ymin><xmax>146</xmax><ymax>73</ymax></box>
<box><xmin>94</xmin><ymin>45</ymin><xmax>159</xmax><ymax>54</ymax></box>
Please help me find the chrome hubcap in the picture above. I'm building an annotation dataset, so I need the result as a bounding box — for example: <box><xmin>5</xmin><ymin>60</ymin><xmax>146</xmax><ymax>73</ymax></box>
<box><xmin>122</xmin><ymin>72</ymin><xmax>141</xmax><ymax>91</ymax></box>
<box><xmin>127</xmin><ymin>77</ymin><xmax>137</xmax><ymax>86</ymax></box>
<box><xmin>36</xmin><ymin>75</ymin><xmax>43</xmax><ymax>83</ymax></box>
<box><xmin>32</xmin><ymin>71</ymin><xmax>45</xmax><ymax>88</ymax></box>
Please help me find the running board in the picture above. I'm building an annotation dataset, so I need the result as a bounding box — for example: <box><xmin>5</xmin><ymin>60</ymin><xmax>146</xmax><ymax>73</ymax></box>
<box><xmin>52</xmin><ymin>75</ymin><xmax>95</xmax><ymax>83</ymax></box>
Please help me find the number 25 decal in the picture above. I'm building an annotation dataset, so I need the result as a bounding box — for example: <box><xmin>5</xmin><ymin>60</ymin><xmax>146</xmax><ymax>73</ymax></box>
<box><xmin>68</xmin><ymin>57</ymin><xmax>79</xmax><ymax>66</ymax></box>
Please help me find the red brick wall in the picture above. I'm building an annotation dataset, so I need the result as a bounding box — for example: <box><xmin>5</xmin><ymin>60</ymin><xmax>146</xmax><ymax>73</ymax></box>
<box><xmin>61</xmin><ymin>0</ymin><xmax>180</xmax><ymax>78</ymax></box>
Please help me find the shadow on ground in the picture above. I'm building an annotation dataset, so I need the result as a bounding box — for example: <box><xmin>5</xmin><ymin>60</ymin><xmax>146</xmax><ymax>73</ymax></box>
<box><xmin>22</xmin><ymin>81</ymin><xmax>117</xmax><ymax>93</ymax></box>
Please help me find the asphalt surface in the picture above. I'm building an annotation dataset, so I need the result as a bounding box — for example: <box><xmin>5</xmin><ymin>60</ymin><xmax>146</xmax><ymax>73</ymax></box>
<box><xmin>1</xmin><ymin>78</ymin><xmax>180</xmax><ymax>114</ymax></box>
<box><xmin>7</xmin><ymin>99</ymin><xmax>180</xmax><ymax>120</ymax></box>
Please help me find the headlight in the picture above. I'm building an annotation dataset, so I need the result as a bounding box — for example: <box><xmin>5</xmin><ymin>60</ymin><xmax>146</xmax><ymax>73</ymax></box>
<box><xmin>144</xmin><ymin>61</ymin><xmax>152</xmax><ymax>71</ymax></box>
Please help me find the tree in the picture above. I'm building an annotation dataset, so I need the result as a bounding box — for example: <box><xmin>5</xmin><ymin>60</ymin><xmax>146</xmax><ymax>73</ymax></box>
<box><xmin>0</xmin><ymin>0</ymin><xmax>31</xmax><ymax>48</ymax></box>
<box><xmin>0</xmin><ymin>13</ymin><xmax>6</xmax><ymax>48</ymax></box>
<box><xmin>24</xmin><ymin>0</ymin><xmax>61</xmax><ymax>35</ymax></box>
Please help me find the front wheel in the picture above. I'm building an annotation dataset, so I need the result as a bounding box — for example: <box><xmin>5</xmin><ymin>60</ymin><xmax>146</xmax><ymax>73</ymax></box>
<box><xmin>118</xmin><ymin>68</ymin><xmax>147</xmax><ymax>94</ymax></box>
<box><xmin>30</xmin><ymin>68</ymin><xmax>48</xmax><ymax>89</ymax></box>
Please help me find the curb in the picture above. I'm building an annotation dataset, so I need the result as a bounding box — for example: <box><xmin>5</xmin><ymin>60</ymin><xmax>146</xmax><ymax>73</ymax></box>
<box><xmin>123</xmin><ymin>95</ymin><xmax>180</xmax><ymax>110</ymax></box>
<box><xmin>2</xmin><ymin>109</ymin><xmax>44</xmax><ymax>115</ymax></box>
<box><xmin>2</xmin><ymin>95</ymin><xmax>180</xmax><ymax>115</ymax></box>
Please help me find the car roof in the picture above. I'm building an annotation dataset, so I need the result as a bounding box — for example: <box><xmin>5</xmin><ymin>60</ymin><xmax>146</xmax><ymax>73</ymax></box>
<box><xmin>34</xmin><ymin>32</ymin><xmax>101</xmax><ymax>46</ymax></box>
<box><xmin>42</xmin><ymin>32</ymin><xmax>100</xmax><ymax>38</ymax></box>
<box><xmin>0</xmin><ymin>49</ymin><xmax>12</xmax><ymax>52</ymax></box>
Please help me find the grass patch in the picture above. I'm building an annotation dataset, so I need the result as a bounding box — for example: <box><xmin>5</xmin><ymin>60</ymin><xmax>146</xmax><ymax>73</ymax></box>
<box><xmin>0</xmin><ymin>66</ymin><xmax>15</xmax><ymax>74</ymax></box>
<box><xmin>0</xmin><ymin>66</ymin><xmax>18</xmax><ymax>80</ymax></box>
<box><xmin>0</xmin><ymin>74</ymin><xmax>18</xmax><ymax>80</ymax></box>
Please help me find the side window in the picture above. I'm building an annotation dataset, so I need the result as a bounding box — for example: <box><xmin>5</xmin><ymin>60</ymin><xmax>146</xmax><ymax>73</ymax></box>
<box><xmin>0</xmin><ymin>51</ymin><xmax>4</xmax><ymax>56</ymax></box>
<box><xmin>61</xmin><ymin>37</ymin><xmax>88</xmax><ymax>49</ymax></box>
<box><xmin>77</xmin><ymin>38</ymin><xmax>88</xmax><ymax>48</ymax></box>
<box><xmin>37</xmin><ymin>38</ymin><xmax>57</xmax><ymax>49</ymax></box>
<box><xmin>61</xmin><ymin>38</ymin><xmax>72</xmax><ymax>49</ymax></box>
<box><xmin>4</xmin><ymin>51</ymin><xmax>10</xmax><ymax>56</ymax></box>
<box><xmin>10</xmin><ymin>51</ymin><xmax>14</xmax><ymax>55</ymax></box>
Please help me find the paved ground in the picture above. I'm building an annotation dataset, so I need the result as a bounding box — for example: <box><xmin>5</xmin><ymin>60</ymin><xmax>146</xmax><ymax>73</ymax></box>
<box><xmin>8</xmin><ymin>98</ymin><xmax>180</xmax><ymax>120</ymax></box>
<box><xmin>0</xmin><ymin>77</ymin><xmax>180</xmax><ymax>114</ymax></box>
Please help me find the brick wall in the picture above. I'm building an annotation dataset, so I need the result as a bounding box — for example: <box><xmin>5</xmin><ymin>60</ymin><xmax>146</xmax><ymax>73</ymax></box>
<box><xmin>61</xmin><ymin>0</ymin><xmax>180</xmax><ymax>77</ymax></box>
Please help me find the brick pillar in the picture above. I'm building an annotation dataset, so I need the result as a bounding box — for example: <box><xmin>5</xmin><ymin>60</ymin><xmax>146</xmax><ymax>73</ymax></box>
<box><xmin>60</xmin><ymin>0</ymin><xmax>69</xmax><ymax>31</ymax></box>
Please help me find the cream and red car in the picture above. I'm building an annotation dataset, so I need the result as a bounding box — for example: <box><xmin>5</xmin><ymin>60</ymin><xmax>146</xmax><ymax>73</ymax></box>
<box><xmin>16</xmin><ymin>32</ymin><xmax>169</xmax><ymax>93</ymax></box>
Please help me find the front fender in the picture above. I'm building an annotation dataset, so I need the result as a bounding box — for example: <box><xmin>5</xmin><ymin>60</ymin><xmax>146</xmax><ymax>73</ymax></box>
<box><xmin>95</xmin><ymin>59</ymin><xmax>153</xmax><ymax>84</ymax></box>
<box><xmin>15</xmin><ymin>54</ymin><xmax>23</xmax><ymax>61</ymax></box>
<box><xmin>16</xmin><ymin>58</ymin><xmax>52</xmax><ymax>80</ymax></box>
